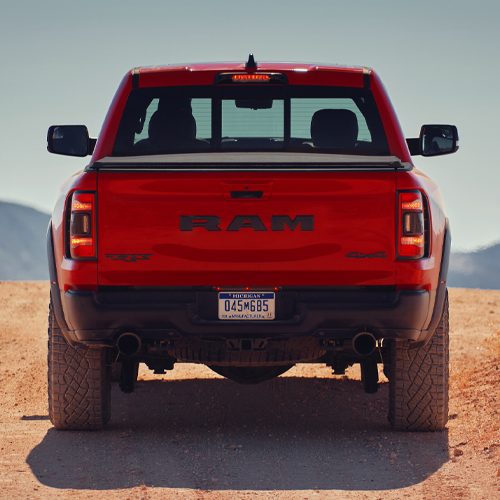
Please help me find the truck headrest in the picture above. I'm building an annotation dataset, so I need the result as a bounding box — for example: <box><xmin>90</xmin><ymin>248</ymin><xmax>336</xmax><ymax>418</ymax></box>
<box><xmin>148</xmin><ymin>110</ymin><xmax>197</xmax><ymax>146</ymax></box>
<box><xmin>310</xmin><ymin>109</ymin><xmax>358</xmax><ymax>149</ymax></box>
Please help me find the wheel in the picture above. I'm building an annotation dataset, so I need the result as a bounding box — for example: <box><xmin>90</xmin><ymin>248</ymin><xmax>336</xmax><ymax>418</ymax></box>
<box><xmin>208</xmin><ymin>365</ymin><xmax>293</xmax><ymax>384</ymax></box>
<box><xmin>389</xmin><ymin>291</ymin><xmax>449</xmax><ymax>431</ymax></box>
<box><xmin>47</xmin><ymin>300</ymin><xmax>111</xmax><ymax>430</ymax></box>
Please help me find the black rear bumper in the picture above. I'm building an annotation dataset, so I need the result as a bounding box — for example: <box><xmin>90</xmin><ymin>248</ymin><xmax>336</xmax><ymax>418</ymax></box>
<box><xmin>56</xmin><ymin>285</ymin><xmax>437</xmax><ymax>345</ymax></box>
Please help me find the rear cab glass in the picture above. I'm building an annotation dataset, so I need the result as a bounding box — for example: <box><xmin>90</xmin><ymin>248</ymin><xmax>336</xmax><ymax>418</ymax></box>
<box><xmin>113</xmin><ymin>86</ymin><xmax>389</xmax><ymax>156</ymax></box>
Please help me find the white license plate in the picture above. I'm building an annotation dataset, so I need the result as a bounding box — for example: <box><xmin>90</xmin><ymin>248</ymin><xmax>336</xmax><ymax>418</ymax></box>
<box><xmin>218</xmin><ymin>292</ymin><xmax>275</xmax><ymax>320</ymax></box>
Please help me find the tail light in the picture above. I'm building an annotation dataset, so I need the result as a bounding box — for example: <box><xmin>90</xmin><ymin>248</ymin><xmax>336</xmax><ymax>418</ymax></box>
<box><xmin>68</xmin><ymin>191</ymin><xmax>96</xmax><ymax>259</ymax></box>
<box><xmin>398</xmin><ymin>191</ymin><xmax>425</xmax><ymax>259</ymax></box>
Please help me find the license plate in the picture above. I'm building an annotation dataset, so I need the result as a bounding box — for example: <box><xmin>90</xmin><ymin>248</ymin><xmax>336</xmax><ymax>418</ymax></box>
<box><xmin>218</xmin><ymin>291</ymin><xmax>275</xmax><ymax>320</ymax></box>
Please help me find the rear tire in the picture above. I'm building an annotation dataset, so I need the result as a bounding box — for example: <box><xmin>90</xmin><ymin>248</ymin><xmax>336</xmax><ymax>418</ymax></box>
<box><xmin>389</xmin><ymin>292</ymin><xmax>449</xmax><ymax>431</ymax></box>
<box><xmin>48</xmin><ymin>301</ymin><xmax>111</xmax><ymax>430</ymax></box>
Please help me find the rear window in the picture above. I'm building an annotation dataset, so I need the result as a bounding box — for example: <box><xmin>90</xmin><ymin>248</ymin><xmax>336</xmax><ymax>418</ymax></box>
<box><xmin>113</xmin><ymin>86</ymin><xmax>388</xmax><ymax>156</ymax></box>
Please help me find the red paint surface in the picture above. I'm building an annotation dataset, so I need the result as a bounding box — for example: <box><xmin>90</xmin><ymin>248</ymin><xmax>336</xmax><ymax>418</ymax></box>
<box><xmin>97</xmin><ymin>171</ymin><xmax>397</xmax><ymax>287</ymax></box>
<box><xmin>53</xmin><ymin>63</ymin><xmax>446</xmax><ymax>293</ymax></box>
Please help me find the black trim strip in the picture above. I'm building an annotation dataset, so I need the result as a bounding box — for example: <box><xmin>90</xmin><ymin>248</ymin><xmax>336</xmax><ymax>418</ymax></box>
<box><xmin>231</xmin><ymin>190</ymin><xmax>263</xmax><ymax>199</ymax></box>
<box><xmin>93</xmin><ymin>167</ymin><xmax>408</xmax><ymax>172</ymax></box>
<box><xmin>284</xmin><ymin>97</ymin><xmax>291</xmax><ymax>146</ymax></box>
<box><xmin>89</xmin><ymin>160</ymin><xmax>410</xmax><ymax>171</ymax></box>
<box><xmin>419</xmin><ymin>223</ymin><xmax>451</xmax><ymax>343</ymax></box>
<box><xmin>363</xmin><ymin>69</ymin><xmax>371</xmax><ymax>88</ymax></box>
<box><xmin>46</xmin><ymin>222</ymin><xmax>72</xmax><ymax>339</ymax></box>
<box><xmin>211</xmin><ymin>97</ymin><xmax>221</xmax><ymax>149</ymax></box>
<box><xmin>132</xmin><ymin>72</ymin><xmax>139</xmax><ymax>89</ymax></box>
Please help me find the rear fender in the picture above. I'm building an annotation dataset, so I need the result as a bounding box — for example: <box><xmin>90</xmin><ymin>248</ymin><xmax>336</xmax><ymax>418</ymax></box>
<box><xmin>413</xmin><ymin>221</ymin><xmax>451</xmax><ymax>346</ymax></box>
<box><xmin>47</xmin><ymin>222</ymin><xmax>75</xmax><ymax>344</ymax></box>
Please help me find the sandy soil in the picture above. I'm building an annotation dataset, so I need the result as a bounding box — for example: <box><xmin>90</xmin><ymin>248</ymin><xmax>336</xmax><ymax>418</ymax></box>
<box><xmin>0</xmin><ymin>282</ymin><xmax>498</xmax><ymax>499</ymax></box>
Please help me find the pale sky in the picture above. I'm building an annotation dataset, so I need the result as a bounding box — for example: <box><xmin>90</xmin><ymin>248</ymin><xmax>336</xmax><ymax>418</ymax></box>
<box><xmin>1</xmin><ymin>0</ymin><xmax>499</xmax><ymax>250</ymax></box>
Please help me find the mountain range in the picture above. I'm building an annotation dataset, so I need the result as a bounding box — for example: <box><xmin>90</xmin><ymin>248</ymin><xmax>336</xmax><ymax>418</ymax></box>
<box><xmin>0</xmin><ymin>201</ymin><xmax>498</xmax><ymax>289</ymax></box>
<box><xmin>0</xmin><ymin>201</ymin><xmax>50</xmax><ymax>280</ymax></box>
<box><xmin>447</xmin><ymin>243</ymin><xmax>500</xmax><ymax>290</ymax></box>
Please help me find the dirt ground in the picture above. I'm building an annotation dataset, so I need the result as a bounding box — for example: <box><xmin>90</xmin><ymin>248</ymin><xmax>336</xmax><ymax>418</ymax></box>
<box><xmin>0</xmin><ymin>283</ymin><xmax>498</xmax><ymax>499</ymax></box>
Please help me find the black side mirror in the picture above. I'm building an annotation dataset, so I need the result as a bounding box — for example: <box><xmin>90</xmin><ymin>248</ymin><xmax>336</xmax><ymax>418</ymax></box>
<box><xmin>421</xmin><ymin>124</ymin><xmax>459</xmax><ymax>156</ymax></box>
<box><xmin>406</xmin><ymin>124</ymin><xmax>459</xmax><ymax>156</ymax></box>
<box><xmin>47</xmin><ymin>125</ymin><xmax>93</xmax><ymax>157</ymax></box>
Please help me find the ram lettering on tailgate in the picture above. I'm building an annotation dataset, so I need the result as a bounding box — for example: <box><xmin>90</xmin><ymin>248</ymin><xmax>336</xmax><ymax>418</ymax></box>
<box><xmin>179</xmin><ymin>215</ymin><xmax>314</xmax><ymax>232</ymax></box>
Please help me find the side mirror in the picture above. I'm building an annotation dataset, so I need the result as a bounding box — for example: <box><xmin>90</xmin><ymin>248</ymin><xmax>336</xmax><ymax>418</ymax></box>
<box><xmin>420</xmin><ymin>124</ymin><xmax>459</xmax><ymax>156</ymax></box>
<box><xmin>47</xmin><ymin>125</ymin><xmax>94</xmax><ymax>157</ymax></box>
<box><xmin>406</xmin><ymin>124</ymin><xmax>459</xmax><ymax>156</ymax></box>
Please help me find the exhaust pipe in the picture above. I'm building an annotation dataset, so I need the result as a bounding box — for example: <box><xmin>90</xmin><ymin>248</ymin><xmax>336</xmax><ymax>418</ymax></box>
<box><xmin>116</xmin><ymin>332</ymin><xmax>142</xmax><ymax>357</ymax></box>
<box><xmin>352</xmin><ymin>331</ymin><xmax>377</xmax><ymax>357</ymax></box>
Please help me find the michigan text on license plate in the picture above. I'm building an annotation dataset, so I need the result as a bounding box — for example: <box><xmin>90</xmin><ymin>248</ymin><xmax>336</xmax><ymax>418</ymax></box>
<box><xmin>218</xmin><ymin>292</ymin><xmax>275</xmax><ymax>320</ymax></box>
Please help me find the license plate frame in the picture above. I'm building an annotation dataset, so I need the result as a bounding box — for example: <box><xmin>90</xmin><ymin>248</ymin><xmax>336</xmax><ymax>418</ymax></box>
<box><xmin>218</xmin><ymin>291</ymin><xmax>275</xmax><ymax>320</ymax></box>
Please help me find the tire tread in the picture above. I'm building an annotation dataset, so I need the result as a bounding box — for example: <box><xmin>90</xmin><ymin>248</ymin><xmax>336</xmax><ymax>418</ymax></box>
<box><xmin>389</xmin><ymin>292</ymin><xmax>449</xmax><ymax>431</ymax></box>
<box><xmin>48</xmin><ymin>301</ymin><xmax>110</xmax><ymax>430</ymax></box>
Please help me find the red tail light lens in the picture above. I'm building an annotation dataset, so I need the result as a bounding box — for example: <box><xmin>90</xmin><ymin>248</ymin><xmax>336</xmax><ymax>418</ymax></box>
<box><xmin>69</xmin><ymin>191</ymin><xmax>96</xmax><ymax>259</ymax></box>
<box><xmin>398</xmin><ymin>191</ymin><xmax>425</xmax><ymax>259</ymax></box>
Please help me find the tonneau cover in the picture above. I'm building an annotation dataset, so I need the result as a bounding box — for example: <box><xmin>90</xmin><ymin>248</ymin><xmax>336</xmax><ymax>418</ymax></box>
<box><xmin>93</xmin><ymin>152</ymin><xmax>407</xmax><ymax>168</ymax></box>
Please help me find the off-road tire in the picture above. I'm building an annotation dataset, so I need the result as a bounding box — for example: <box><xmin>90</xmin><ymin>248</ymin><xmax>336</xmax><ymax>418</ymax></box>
<box><xmin>389</xmin><ymin>292</ymin><xmax>449</xmax><ymax>431</ymax></box>
<box><xmin>48</xmin><ymin>301</ymin><xmax>111</xmax><ymax>430</ymax></box>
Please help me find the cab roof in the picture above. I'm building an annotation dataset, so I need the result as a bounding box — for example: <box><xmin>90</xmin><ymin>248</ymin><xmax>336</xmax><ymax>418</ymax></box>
<box><xmin>129</xmin><ymin>59</ymin><xmax>373</xmax><ymax>88</ymax></box>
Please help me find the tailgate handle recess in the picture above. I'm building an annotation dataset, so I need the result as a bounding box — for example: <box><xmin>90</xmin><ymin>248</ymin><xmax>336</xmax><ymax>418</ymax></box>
<box><xmin>230</xmin><ymin>190</ymin><xmax>263</xmax><ymax>199</ymax></box>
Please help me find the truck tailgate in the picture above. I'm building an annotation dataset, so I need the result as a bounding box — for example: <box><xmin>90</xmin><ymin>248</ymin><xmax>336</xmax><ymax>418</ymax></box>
<box><xmin>97</xmin><ymin>170</ymin><xmax>396</xmax><ymax>286</ymax></box>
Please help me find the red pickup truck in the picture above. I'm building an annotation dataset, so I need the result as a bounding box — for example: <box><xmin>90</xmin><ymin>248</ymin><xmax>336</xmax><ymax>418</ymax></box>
<box><xmin>47</xmin><ymin>56</ymin><xmax>457</xmax><ymax>431</ymax></box>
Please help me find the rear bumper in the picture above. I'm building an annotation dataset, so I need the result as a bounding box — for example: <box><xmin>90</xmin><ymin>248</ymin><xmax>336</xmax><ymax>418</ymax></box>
<box><xmin>57</xmin><ymin>285</ymin><xmax>437</xmax><ymax>345</ymax></box>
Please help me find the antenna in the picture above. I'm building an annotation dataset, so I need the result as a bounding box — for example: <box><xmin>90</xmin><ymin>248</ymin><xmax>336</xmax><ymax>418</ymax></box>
<box><xmin>245</xmin><ymin>53</ymin><xmax>257</xmax><ymax>71</ymax></box>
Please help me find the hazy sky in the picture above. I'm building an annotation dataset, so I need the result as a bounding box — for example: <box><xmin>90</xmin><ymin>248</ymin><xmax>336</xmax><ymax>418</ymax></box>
<box><xmin>1</xmin><ymin>0</ymin><xmax>499</xmax><ymax>250</ymax></box>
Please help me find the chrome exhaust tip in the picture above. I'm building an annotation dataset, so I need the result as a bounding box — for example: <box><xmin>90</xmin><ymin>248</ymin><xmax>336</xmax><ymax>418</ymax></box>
<box><xmin>116</xmin><ymin>332</ymin><xmax>142</xmax><ymax>357</ymax></box>
<box><xmin>352</xmin><ymin>331</ymin><xmax>377</xmax><ymax>357</ymax></box>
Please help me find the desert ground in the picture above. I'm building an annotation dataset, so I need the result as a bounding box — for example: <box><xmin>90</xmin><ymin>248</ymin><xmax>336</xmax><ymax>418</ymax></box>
<box><xmin>0</xmin><ymin>282</ymin><xmax>498</xmax><ymax>499</ymax></box>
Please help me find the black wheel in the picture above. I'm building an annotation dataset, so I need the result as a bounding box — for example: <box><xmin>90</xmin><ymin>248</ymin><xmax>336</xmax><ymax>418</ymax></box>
<box><xmin>208</xmin><ymin>365</ymin><xmax>293</xmax><ymax>384</ymax></box>
<box><xmin>389</xmin><ymin>292</ymin><xmax>449</xmax><ymax>431</ymax></box>
<box><xmin>48</xmin><ymin>300</ymin><xmax>111</xmax><ymax>430</ymax></box>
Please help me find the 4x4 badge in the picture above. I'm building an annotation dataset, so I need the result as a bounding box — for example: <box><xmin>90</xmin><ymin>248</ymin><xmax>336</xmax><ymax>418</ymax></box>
<box><xmin>346</xmin><ymin>251</ymin><xmax>387</xmax><ymax>259</ymax></box>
